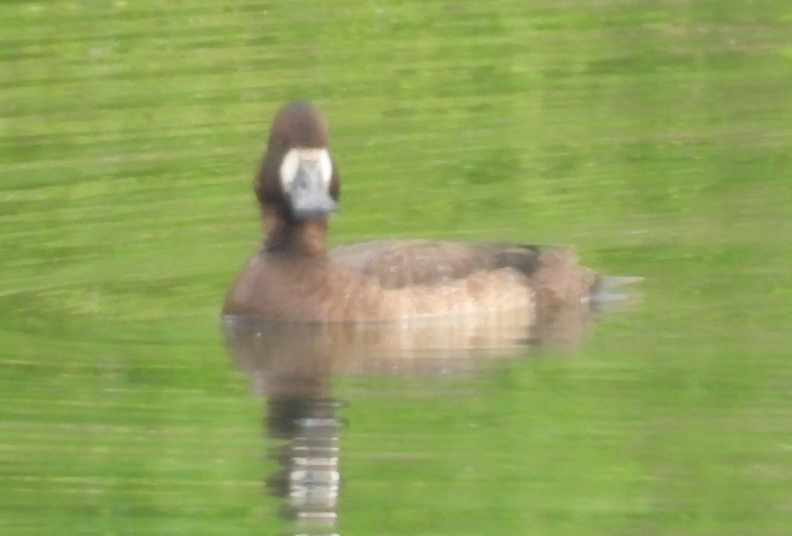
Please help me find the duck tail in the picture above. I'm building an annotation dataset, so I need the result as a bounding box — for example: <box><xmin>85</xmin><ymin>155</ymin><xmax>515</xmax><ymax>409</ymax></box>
<box><xmin>589</xmin><ymin>275</ymin><xmax>644</xmax><ymax>306</ymax></box>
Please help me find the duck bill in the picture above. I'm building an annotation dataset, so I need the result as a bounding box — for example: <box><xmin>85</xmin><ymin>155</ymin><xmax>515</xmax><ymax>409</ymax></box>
<box><xmin>288</xmin><ymin>160</ymin><xmax>338</xmax><ymax>220</ymax></box>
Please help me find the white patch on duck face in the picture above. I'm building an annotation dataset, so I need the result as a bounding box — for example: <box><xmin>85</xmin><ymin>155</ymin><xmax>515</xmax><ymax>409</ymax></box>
<box><xmin>279</xmin><ymin>148</ymin><xmax>333</xmax><ymax>192</ymax></box>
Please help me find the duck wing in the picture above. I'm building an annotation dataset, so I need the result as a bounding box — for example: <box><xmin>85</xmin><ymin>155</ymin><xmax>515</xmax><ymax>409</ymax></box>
<box><xmin>329</xmin><ymin>239</ymin><xmax>550</xmax><ymax>290</ymax></box>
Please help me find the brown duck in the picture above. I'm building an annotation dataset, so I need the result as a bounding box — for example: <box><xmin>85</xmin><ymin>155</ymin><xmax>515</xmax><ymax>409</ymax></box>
<box><xmin>222</xmin><ymin>101</ymin><xmax>604</xmax><ymax>323</ymax></box>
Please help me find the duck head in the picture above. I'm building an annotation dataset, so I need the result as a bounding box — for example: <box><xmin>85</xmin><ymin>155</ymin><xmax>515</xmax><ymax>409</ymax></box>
<box><xmin>254</xmin><ymin>101</ymin><xmax>340</xmax><ymax>223</ymax></box>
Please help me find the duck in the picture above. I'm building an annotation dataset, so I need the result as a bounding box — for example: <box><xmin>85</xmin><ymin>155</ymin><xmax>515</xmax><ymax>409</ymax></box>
<box><xmin>222</xmin><ymin>100</ymin><xmax>602</xmax><ymax>323</ymax></box>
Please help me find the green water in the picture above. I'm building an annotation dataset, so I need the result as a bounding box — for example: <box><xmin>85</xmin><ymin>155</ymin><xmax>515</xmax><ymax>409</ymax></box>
<box><xmin>2</xmin><ymin>0</ymin><xmax>792</xmax><ymax>534</ymax></box>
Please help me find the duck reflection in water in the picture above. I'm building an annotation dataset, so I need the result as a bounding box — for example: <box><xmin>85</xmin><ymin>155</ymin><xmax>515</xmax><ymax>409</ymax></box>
<box><xmin>221</xmin><ymin>100</ymin><xmax>639</xmax><ymax>534</ymax></box>
<box><xmin>222</xmin><ymin>300</ymin><xmax>628</xmax><ymax>534</ymax></box>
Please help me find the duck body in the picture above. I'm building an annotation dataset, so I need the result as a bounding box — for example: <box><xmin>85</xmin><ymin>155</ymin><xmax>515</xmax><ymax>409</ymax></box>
<box><xmin>222</xmin><ymin>101</ymin><xmax>599</xmax><ymax>323</ymax></box>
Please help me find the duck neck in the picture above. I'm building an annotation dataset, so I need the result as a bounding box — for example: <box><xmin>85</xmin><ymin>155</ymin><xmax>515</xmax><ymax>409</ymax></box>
<box><xmin>262</xmin><ymin>212</ymin><xmax>329</xmax><ymax>256</ymax></box>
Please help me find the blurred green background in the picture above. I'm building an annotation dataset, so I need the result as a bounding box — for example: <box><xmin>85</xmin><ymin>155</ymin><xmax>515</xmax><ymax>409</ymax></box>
<box><xmin>2</xmin><ymin>0</ymin><xmax>792</xmax><ymax>535</ymax></box>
